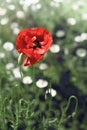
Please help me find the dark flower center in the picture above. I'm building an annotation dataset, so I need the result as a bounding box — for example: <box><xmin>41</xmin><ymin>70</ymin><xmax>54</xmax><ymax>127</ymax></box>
<box><xmin>33</xmin><ymin>39</ymin><xmax>41</xmax><ymax>49</ymax></box>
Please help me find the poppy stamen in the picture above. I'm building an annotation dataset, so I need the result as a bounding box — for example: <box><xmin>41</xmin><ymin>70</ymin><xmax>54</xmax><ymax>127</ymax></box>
<box><xmin>33</xmin><ymin>40</ymin><xmax>41</xmax><ymax>49</ymax></box>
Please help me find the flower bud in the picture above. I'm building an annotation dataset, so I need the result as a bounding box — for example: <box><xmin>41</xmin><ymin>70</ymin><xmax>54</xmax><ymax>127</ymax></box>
<box><xmin>18</xmin><ymin>53</ymin><xmax>23</xmax><ymax>65</ymax></box>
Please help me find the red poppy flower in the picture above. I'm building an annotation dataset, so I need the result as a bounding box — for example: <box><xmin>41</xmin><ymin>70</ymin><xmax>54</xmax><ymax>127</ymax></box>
<box><xmin>16</xmin><ymin>27</ymin><xmax>53</xmax><ymax>66</ymax></box>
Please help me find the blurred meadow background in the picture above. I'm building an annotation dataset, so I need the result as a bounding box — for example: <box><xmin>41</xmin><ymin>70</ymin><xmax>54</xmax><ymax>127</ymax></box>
<box><xmin>0</xmin><ymin>0</ymin><xmax>87</xmax><ymax>130</ymax></box>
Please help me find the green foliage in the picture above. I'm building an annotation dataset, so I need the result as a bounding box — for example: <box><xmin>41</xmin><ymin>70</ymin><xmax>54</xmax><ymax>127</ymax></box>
<box><xmin>0</xmin><ymin>0</ymin><xmax>87</xmax><ymax>129</ymax></box>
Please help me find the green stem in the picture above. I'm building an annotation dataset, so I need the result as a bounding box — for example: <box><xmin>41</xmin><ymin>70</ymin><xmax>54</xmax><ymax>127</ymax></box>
<box><xmin>65</xmin><ymin>95</ymin><xmax>78</xmax><ymax>116</ymax></box>
<box><xmin>19</xmin><ymin>65</ymin><xmax>23</xmax><ymax>80</ymax></box>
<box><xmin>32</xmin><ymin>65</ymin><xmax>35</xmax><ymax>92</ymax></box>
<box><xmin>57</xmin><ymin>95</ymin><xmax>78</xmax><ymax>129</ymax></box>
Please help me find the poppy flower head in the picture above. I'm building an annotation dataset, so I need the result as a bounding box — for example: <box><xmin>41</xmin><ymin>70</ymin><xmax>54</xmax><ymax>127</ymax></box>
<box><xmin>16</xmin><ymin>27</ymin><xmax>53</xmax><ymax>66</ymax></box>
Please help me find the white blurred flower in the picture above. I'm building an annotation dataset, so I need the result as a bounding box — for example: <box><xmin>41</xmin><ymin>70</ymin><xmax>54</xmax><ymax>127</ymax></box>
<box><xmin>6</xmin><ymin>63</ymin><xmax>14</xmax><ymax>70</ymax></box>
<box><xmin>46</xmin><ymin>88</ymin><xmax>57</xmax><ymax>97</ymax></box>
<box><xmin>31</xmin><ymin>4</ymin><xmax>41</xmax><ymax>11</ymax></box>
<box><xmin>23</xmin><ymin>0</ymin><xmax>39</xmax><ymax>10</ymax></box>
<box><xmin>0</xmin><ymin>7</ymin><xmax>7</xmax><ymax>16</ymax></box>
<box><xmin>0</xmin><ymin>17</ymin><xmax>9</xmax><ymax>25</ymax></box>
<box><xmin>74</xmin><ymin>36</ymin><xmax>82</xmax><ymax>42</ymax></box>
<box><xmin>76</xmin><ymin>48</ymin><xmax>87</xmax><ymax>57</ymax></box>
<box><xmin>8</xmin><ymin>4</ymin><xmax>15</xmax><ymax>10</ymax></box>
<box><xmin>81</xmin><ymin>33</ymin><xmax>87</xmax><ymax>41</ymax></box>
<box><xmin>24</xmin><ymin>0</ymin><xmax>39</xmax><ymax>6</ymax></box>
<box><xmin>3</xmin><ymin>42</ymin><xmax>14</xmax><ymax>51</ymax></box>
<box><xmin>6</xmin><ymin>0</ymin><xmax>11</xmax><ymax>3</ymax></box>
<box><xmin>19</xmin><ymin>0</ymin><xmax>24</xmax><ymax>5</ymax></box>
<box><xmin>22</xmin><ymin>76</ymin><xmax>33</xmax><ymax>84</ymax></box>
<box><xmin>36</xmin><ymin>79</ymin><xmax>48</xmax><ymax>88</ymax></box>
<box><xmin>39</xmin><ymin>63</ymin><xmax>48</xmax><ymax>70</ymax></box>
<box><xmin>71</xmin><ymin>1</ymin><xmax>84</xmax><ymax>10</ymax></box>
<box><xmin>50</xmin><ymin>44</ymin><xmax>60</xmax><ymax>53</ymax></box>
<box><xmin>23</xmin><ymin>5</ymin><xmax>28</xmax><ymax>11</ymax></box>
<box><xmin>10</xmin><ymin>22</ymin><xmax>19</xmax><ymax>29</ymax></box>
<box><xmin>74</xmin><ymin>33</ymin><xmax>87</xmax><ymax>42</ymax></box>
<box><xmin>71</xmin><ymin>4</ymin><xmax>79</xmax><ymax>10</ymax></box>
<box><xmin>82</xmin><ymin>13</ymin><xmax>87</xmax><ymax>20</ymax></box>
<box><xmin>16</xmin><ymin>11</ymin><xmax>25</xmax><ymax>18</ymax></box>
<box><xmin>56</xmin><ymin>30</ymin><xmax>65</xmax><ymax>38</ymax></box>
<box><xmin>50</xmin><ymin>1</ymin><xmax>60</xmax><ymax>7</ymax></box>
<box><xmin>0</xmin><ymin>52</ymin><xmax>5</xmax><ymax>58</ymax></box>
<box><xmin>67</xmin><ymin>18</ymin><xmax>76</xmax><ymax>25</ymax></box>
<box><xmin>53</xmin><ymin>0</ymin><xmax>64</xmax><ymax>3</ymax></box>
<box><xmin>13</xmin><ymin>28</ymin><xmax>20</xmax><ymax>35</ymax></box>
<box><xmin>77</xmin><ymin>1</ymin><xmax>85</xmax><ymax>7</ymax></box>
<box><xmin>13</xmin><ymin>67</ymin><xmax>21</xmax><ymax>78</ymax></box>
